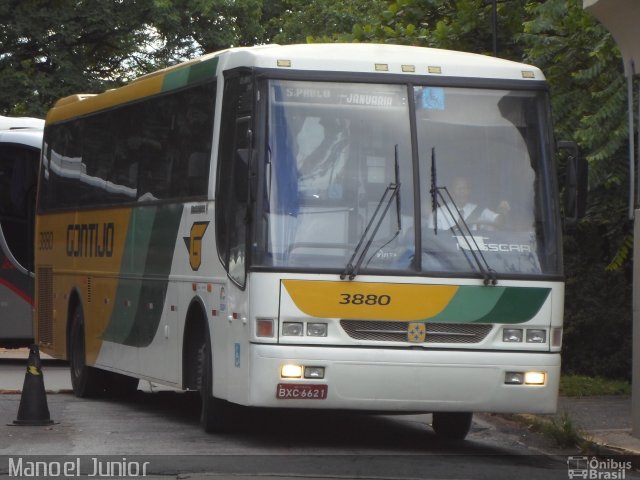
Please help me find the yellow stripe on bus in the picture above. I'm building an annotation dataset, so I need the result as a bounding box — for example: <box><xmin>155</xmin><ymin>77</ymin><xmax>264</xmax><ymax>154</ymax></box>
<box><xmin>46</xmin><ymin>75</ymin><xmax>165</xmax><ymax>124</ymax></box>
<box><xmin>282</xmin><ymin>280</ymin><xmax>458</xmax><ymax>321</ymax></box>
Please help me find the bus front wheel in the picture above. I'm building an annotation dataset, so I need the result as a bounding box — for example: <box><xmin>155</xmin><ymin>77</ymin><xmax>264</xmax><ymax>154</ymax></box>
<box><xmin>431</xmin><ymin>412</ymin><xmax>473</xmax><ymax>441</ymax></box>
<box><xmin>199</xmin><ymin>337</ymin><xmax>234</xmax><ymax>433</ymax></box>
<box><xmin>69</xmin><ymin>302</ymin><xmax>105</xmax><ymax>398</ymax></box>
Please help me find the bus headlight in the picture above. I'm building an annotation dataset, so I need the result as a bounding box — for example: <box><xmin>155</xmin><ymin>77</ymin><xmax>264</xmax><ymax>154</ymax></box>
<box><xmin>304</xmin><ymin>366</ymin><xmax>325</xmax><ymax>379</ymax></box>
<box><xmin>281</xmin><ymin>364</ymin><xmax>303</xmax><ymax>378</ymax></box>
<box><xmin>503</xmin><ymin>328</ymin><xmax>523</xmax><ymax>342</ymax></box>
<box><xmin>505</xmin><ymin>371</ymin><xmax>546</xmax><ymax>385</ymax></box>
<box><xmin>526</xmin><ymin>329</ymin><xmax>546</xmax><ymax>343</ymax></box>
<box><xmin>307</xmin><ymin>323</ymin><xmax>327</xmax><ymax>337</ymax></box>
<box><xmin>524</xmin><ymin>371</ymin><xmax>546</xmax><ymax>385</ymax></box>
<box><xmin>282</xmin><ymin>322</ymin><xmax>304</xmax><ymax>336</ymax></box>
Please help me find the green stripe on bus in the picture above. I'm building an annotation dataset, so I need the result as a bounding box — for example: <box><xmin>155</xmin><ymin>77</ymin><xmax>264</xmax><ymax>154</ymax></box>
<box><xmin>475</xmin><ymin>286</ymin><xmax>551</xmax><ymax>324</ymax></box>
<box><xmin>429</xmin><ymin>286</ymin><xmax>505</xmax><ymax>323</ymax></box>
<box><xmin>162</xmin><ymin>58</ymin><xmax>218</xmax><ymax>92</ymax></box>
<box><xmin>428</xmin><ymin>286</ymin><xmax>551</xmax><ymax>324</ymax></box>
<box><xmin>101</xmin><ymin>208</ymin><xmax>157</xmax><ymax>343</ymax></box>
<box><xmin>102</xmin><ymin>204</ymin><xmax>184</xmax><ymax>347</ymax></box>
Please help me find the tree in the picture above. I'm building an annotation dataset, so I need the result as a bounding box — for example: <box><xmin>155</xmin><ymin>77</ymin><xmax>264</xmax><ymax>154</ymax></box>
<box><xmin>523</xmin><ymin>0</ymin><xmax>633</xmax><ymax>380</ymax></box>
<box><xmin>151</xmin><ymin>0</ymin><xmax>266</xmax><ymax>56</ymax></box>
<box><xmin>0</xmin><ymin>0</ymin><xmax>271</xmax><ymax>117</ymax></box>
<box><xmin>0</xmin><ymin>0</ymin><xmax>162</xmax><ymax>116</ymax></box>
<box><xmin>270</xmin><ymin>0</ymin><xmax>385</xmax><ymax>44</ymax></box>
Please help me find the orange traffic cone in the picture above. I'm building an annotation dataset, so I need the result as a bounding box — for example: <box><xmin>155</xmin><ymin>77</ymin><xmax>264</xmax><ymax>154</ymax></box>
<box><xmin>12</xmin><ymin>344</ymin><xmax>54</xmax><ymax>426</ymax></box>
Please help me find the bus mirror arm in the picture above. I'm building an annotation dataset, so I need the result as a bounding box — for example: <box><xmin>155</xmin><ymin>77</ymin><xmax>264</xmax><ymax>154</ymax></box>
<box><xmin>558</xmin><ymin>140</ymin><xmax>588</xmax><ymax>227</ymax></box>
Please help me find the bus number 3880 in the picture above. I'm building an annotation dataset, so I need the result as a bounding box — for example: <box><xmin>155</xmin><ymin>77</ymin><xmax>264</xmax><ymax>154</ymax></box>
<box><xmin>339</xmin><ymin>294</ymin><xmax>391</xmax><ymax>306</ymax></box>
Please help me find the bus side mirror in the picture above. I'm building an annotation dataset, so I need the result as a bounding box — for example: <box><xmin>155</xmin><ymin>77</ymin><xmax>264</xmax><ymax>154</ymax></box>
<box><xmin>558</xmin><ymin>140</ymin><xmax>588</xmax><ymax>226</ymax></box>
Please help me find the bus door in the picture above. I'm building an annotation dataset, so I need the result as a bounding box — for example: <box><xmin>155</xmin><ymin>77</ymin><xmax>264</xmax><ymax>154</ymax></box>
<box><xmin>215</xmin><ymin>70</ymin><xmax>255</xmax><ymax>399</ymax></box>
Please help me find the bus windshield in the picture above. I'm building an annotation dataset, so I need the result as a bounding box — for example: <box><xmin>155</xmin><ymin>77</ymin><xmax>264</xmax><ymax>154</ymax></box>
<box><xmin>255</xmin><ymin>79</ymin><xmax>561</xmax><ymax>278</ymax></box>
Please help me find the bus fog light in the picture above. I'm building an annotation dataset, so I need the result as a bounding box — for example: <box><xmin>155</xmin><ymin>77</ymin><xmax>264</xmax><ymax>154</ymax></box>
<box><xmin>281</xmin><ymin>364</ymin><xmax>303</xmax><ymax>378</ymax></box>
<box><xmin>283</xmin><ymin>322</ymin><xmax>303</xmax><ymax>336</ymax></box>
<box><xmin>256</xmin><ymin>318</ymin><xmax>274</xmax><ymax>337</ymax></box>
<box><xmin>304</xmin><ymin>366</ymin><xmax>325</xmax><ymax>379</ymax></box>
<box><xmin>503</xmin><ymin>328</ymin><xmax>523</xmax><ymax>342</ymax></box>
<box><xmin>524</xmin><ymin>372</ymin><xmax>546</xmax><ymax>385</ymax></box>
<box><xmin>505</xmin><ymin>372</ymin><xmax>524</xmax><ymax>384</ymax></box>
<box><xmin>307</xmin><ymin>323</ymin><xmax>327</xmax><ymax>337</ymax></box>
<box><xmin>526</xmin><ymin>329</ymin><xmax>546</xmax><ymax>343</ymax></box>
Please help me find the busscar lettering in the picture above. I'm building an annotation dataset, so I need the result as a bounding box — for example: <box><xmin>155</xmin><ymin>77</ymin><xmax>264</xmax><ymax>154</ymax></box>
<box><xmin>66</xmin><ymin>223</ymin><xmax>115</xmax><ymax>258</ymax></box>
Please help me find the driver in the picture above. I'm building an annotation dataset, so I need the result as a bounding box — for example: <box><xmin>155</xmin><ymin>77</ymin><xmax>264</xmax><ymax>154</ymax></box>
<box><xmin>429</xmin><ymin>176</ymin><xmax>510</xmax><ymax>231</ymax></box>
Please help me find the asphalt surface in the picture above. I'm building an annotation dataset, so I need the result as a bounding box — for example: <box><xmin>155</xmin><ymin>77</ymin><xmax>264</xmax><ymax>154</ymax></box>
<box><xmin>2</xmin><ymin>347</ymin><xmax>640</xmax><ymax>457</ymax></box>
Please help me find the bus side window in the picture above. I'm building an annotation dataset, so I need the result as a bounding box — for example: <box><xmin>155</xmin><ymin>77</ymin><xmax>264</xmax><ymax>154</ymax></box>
<box><xmin>215</xmin><ymin>72</ymin><xmax>254</xmax><ymax>288</ymax></box>
<box><xmin>0</xmin><ymin>145</ymin><xmax>38</xmax><ymax>271</ymax></box>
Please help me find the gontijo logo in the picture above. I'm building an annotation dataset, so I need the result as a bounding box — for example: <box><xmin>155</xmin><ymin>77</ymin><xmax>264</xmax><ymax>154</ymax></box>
<box><xmin>66</xmin><ymin>223</ymin><xmax>115</xmax><ymax>257</ymax></box>
<box><xmin>183</xmin><ymin>221</ymin><xmax>209</xmax><ymax>271</ymax></box>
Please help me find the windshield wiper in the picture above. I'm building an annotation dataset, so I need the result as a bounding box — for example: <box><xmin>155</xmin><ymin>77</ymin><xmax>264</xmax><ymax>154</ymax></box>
<box><xmin>430</xmin><ymin>148</ymin><xmax>497</xmax><ymax>286</ymax></box>
<box><xmin>341</xmin><ymin>147</ymin><xmax>401</xmax><ymax>281</ymax></box>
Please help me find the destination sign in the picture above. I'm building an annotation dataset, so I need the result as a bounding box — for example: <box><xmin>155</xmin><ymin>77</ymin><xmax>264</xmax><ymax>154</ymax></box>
<box><xmin>272</xmin><ymin>83</ymin><xmax>404</xmax><ymax>108</ymax></box>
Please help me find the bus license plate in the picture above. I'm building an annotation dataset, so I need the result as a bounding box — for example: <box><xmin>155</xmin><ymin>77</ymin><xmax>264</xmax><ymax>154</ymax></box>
<box><xmin>276</xmin><ymin>384</ymin><xmax>328</xmax><ymax>400</ymax></box>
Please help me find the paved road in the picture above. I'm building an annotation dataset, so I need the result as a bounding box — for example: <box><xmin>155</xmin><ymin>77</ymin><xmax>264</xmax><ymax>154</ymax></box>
<box><xmin>1</xmin><ymin>354</ymin><xmax>637</xmax><ymax>479</ymax></box>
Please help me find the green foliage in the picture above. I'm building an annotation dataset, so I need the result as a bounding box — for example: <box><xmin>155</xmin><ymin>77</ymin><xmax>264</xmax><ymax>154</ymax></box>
<box><xmin>0</xmin><ymin>0</ymin><xmax>272</xmax><ymax>116</ymax></box>
<box><xmin>560</xmin><ymin>374</ymin><xmax>631</xmax><ymax>397</ymax></box>
<box><xmin>271</xmin><ymin>0</ymin><xmax>384</xmax><ymax>44</ymax></box>
<box><xmin>0</xmin><ymin>0</ymin><xmax>157</xmax><ymax>115</ymax></box>
<box><xmin>562</xmin><ymin>225</ymin><xmax>632</xmax><ymax>380</ymax></box>
<box><xmin>541</xmin><ymin>411</ymin><xmax>585</xmax><ymax>449</ymax></box>
<box><xmin>1</xmin><ymin>0</ymin><xmax>635</xmax><ymax>381</ymax></box>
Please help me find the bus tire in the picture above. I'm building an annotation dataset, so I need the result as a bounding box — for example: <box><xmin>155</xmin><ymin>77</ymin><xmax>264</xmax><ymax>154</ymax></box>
<box><xmin>69</xmin><ymin>302</ymin><xmax>105</xmax><ymax>398</ymax></box>
<box><xmin>199</xmin><ymin>336</ymin><xmax>234</xmax><ymax>433</ymax></box>
<box><xmin>431</xmin><ymin>412</ymin><xmax>473</xmax><ymax>441</ymax></box>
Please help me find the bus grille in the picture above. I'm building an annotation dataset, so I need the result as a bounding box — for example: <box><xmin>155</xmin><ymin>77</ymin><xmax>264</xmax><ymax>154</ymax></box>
<box><xmin>37</xmin><ymin>266</ymin><xmax>54</xmax><ymax>345</ymax></box>
<box><xmin>340</xmin><ymin>320</ymin><xmax>492</xmax><ymax>344</ymax></box>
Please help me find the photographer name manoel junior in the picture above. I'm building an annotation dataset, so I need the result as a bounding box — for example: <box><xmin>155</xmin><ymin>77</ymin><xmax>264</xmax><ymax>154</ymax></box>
<box><xmin>8</xmin><ymin>457</ymin><xmax>150</xmax><ymax>478</ymax></box>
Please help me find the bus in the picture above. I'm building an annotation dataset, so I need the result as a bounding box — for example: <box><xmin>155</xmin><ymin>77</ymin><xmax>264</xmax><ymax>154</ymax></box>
<box><xmin>35</xmin><ymin>43</ymin><xmax>567</xmax><ymax>440</ymax></box>
<box><xmin>0</xmin><ymin>117</ymin><xmax>44</xmax><ymax>347</ymax></box>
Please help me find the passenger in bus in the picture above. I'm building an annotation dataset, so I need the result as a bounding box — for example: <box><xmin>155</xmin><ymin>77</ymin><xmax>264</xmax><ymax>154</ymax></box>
<box><xmin>428</xmin><ymin>176</ymin><xmax>510</xmax><ymax>231</ymax></box>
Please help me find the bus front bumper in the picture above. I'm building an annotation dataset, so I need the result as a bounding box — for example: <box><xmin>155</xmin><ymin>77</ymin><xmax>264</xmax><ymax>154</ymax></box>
<box><xmin>246</xmin><ymin>344</ymin><xmax>560</xmax><ymax>413</ymax></box>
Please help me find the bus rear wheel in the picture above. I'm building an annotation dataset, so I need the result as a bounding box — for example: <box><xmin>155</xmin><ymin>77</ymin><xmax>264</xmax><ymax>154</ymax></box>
<box><xmin>199</xmin><ymin>337</ymin><xmax>234</xmax><ymax>433</ymax></box>
<box><xmin>431</xmin><ymin>412</ymin><xmax>473</xmax><ymax>441</ymax></box>
<box><xmin>69</xmin><ymin>302</ymin><xmax>105</xmax><ymax>398</ymax></box>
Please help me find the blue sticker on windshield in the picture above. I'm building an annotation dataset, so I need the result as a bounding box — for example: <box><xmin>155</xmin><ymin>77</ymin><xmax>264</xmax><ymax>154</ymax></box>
<box><xmin>421</xmin><ymin>87</ymin><xmax>445</xmax><ymax>111</ymax></box>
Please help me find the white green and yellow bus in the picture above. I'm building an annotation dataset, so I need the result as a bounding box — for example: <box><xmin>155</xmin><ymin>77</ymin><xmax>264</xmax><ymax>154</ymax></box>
<box><xmin>35</xmin><ymin>44</ymin><xmax>566</xmax><ymax>440</ymax></box>
<box><xmin>0</xmin><ymin>117</ymin><xmax>44</xmax><ymax>347</ymax></box>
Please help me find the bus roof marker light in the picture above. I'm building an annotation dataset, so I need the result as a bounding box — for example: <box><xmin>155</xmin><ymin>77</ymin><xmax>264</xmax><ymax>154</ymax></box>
<box><xmin>401</xmin><ymin>65</ymin><xmax>415</xmax><ymax>73</ymax></box>
<box><xmin>277</xmin><ymin>59</ymin><xmax>291</xmax><ymax>68</ymax></box>
<box><xmin>375</xmin><ymin>64</ymin><xmax>389</xmax><ymax>72</ymax></box>
<box><xmin>522</xmin><ymin>70</ymin><xmax>535</xmax><ymax>79</ymax></box>
<box><xmin>428</xmin><ymin>66</ymin><xmax>442</xmax><ymax>74</ymax></box>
